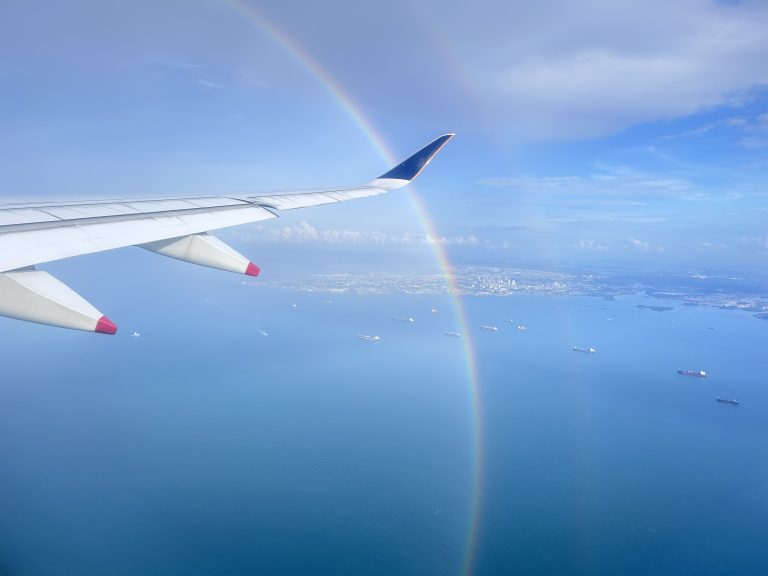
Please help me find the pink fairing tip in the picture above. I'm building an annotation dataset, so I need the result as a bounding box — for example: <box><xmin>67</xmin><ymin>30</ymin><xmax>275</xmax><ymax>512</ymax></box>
<box><xmin>95</xmin><ymin>315</ymin><xmax>118</xmax><ymax>335</ymax></box>
<box><xmin>245</xmin><ymin>262</ymin><xmax>260</xmax><ymax>277</ymax></box>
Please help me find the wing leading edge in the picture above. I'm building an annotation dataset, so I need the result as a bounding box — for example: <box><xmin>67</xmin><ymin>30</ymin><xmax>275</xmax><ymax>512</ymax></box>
<box><xmin>0</xmin><ymin>134</ymin><xmax>454</xmax><ymax>333</ymax></box>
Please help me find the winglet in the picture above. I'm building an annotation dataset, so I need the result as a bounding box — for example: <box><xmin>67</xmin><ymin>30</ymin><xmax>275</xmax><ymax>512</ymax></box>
<box><xmin>376</xmin><ymin>134</ymin><xmax>455</xmax><ymax>183</ymax></box>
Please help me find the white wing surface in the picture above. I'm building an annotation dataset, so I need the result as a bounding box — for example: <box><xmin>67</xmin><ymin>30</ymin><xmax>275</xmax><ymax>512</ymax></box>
<box><xmin>0</xmin><ymin>134</ymin><xmax>454</xmax><ymax>333</ymax></box>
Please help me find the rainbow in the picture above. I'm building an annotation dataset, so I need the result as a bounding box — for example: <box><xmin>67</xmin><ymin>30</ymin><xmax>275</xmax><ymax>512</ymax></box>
<box><xmin>225</xmin><ymin>2</ymin><xmax>484</xmax><ymax>573</ymax></box>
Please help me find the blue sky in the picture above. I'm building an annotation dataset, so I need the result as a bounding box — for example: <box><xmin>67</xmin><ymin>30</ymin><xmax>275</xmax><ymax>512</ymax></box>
<box><xmin>2</xmin><ymin>0</ymin><xmax>768</xmax><ymax>274</ymax></box>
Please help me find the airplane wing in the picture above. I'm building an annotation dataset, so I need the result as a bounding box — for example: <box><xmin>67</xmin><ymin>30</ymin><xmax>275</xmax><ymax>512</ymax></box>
<box><xmin>0</xmin><ymin>134</ymin><xmax>454</xmax><ymax>334</ymax></box>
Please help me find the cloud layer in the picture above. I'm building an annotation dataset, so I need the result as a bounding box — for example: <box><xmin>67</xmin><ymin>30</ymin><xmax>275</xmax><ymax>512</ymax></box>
<box><xmin>226</xmin><ymin>220</ymin><xmax>480</xmax><ymax>247</ymax></box>
<box><xmin>422</xmin><ymin>0</ymin><xmax>768</xmax><ymax>139</ymax></box>
<box><xmin>262</xmin><ymin>0</ymin><xmax>768</xmax><ymax>140</ymax></box>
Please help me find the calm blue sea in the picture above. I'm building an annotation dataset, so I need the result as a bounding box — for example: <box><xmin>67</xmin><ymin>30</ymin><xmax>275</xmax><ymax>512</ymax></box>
<box><xmin>0</xmin><ymin>280</ymin><xmax>766</xmax><ymax>575</ymax></box>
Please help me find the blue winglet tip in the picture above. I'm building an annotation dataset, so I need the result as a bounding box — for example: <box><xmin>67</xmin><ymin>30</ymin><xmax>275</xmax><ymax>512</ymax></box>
<box><xmin>377</xmin><ymin>134</ymin><xmax>455</xmax><ymax>181</ymax></box>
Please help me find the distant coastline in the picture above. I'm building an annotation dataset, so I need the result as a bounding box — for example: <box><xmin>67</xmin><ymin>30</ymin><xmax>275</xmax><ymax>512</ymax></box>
<box><xmin>251</xmin><ymin>264</ymin><xmax>768</xmax><ymax>320</ymax></box>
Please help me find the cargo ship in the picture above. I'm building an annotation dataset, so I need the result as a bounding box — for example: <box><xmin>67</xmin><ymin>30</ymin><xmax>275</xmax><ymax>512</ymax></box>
<box><xmin>573</xmin><ymin>346</ymin><xmax>596</xmax><ymax>353</ymax></box>
<box><xmin>357</xmin><ymin>334</ymin><xmax>381</xmax><ymax>342</ymax></box>
<box><xmin>677</xmin><ymin>369</ymin><xmax>706</xmax><ymax>377</ymax></box>
<box><xmin>480</xmin><ymin>325</ymin><xmax>498</xmax><ymax>331</ymax></box>
<box><xmin>716</xmin><ymin>398</ymin><xmax>739</xmax><ymax>406</ymax></box>
<box><xmin>443</xmin><ymin>331</ymin><xmax>462</xmax><ymax>338</ymax></box>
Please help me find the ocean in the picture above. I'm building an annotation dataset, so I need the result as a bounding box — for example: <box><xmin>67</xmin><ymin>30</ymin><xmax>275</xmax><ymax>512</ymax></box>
<box><xmin>0</xmin><ymin>282</ymin><xmax>766</xmax><ymax>575</ymax></box>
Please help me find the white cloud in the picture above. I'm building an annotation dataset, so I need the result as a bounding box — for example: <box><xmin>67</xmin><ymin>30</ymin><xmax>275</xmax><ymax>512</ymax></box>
<box><xmin>480</xmin><ymin>176</ymin><xmax>582</xmax><ymax>191</ymax></box>
<box><xmin>696</xmin><ymin>240</ymin><xmax>729</xmax><ymax>252</ymax></box>
<box><xmin>425</xmin><ymin>234</ymin><xmax>480</xmax><ymax>246</ymax></box>
<box><xmin>480</xmin><ymin>165</ymin><xmax>695</xmax><ymax>198</ymax></box>
<box><xmin>665</xmin><ymin>112</ymin><xmax>768</xmax><ymax>142</ymax></box>
<box><xmin>628</xmin><ymin>237</ymin><xmax>665</xmax><ymax>252</ymax></box>
<box><xmin>196</xmin><ymin>78</ymin><xmax>219</xmax><ymax>90</ymax></box>
<box><xmin>153</xmin><ymin>58</ymin><xmax>206</xmax><ymax>71</ymax></box>
<box><xmin>225</xmin><ymin>221</ymin><xmax>482</xmax><ymax>247</ymax></box>
<box><xmin>238</xmin><ymin>70</ymin><xmax>270</xmax><ymax>87</ymax></box>
<box><xmin>628</xmin><ymin>237</ymin><xmax>651</xmax><ymax>251</ymax></box>
<box><xmin>741</xmin><ymin>234</ymin><xmax>768</xmax><ymax>252</ymax></box>
<box><xmin>417</xmin><ymin>0</ymin><xmax>768</xmax><ymax>139</ymax></box>
<box><xmin>574</xmin><ymin>239</ymin><xmax>608</xmax><ymax>251</ymax></box>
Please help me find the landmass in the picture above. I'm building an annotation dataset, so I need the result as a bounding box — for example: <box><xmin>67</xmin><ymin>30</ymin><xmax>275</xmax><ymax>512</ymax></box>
<box><xmin>636</xmin><ymin>305</ymin><xmax>674</xmax><ymax>312</ymax></box>
<box><xmin>251</xmin><ymin>264</ymin><xmax>768</xmax><ymax>319</ymax></box>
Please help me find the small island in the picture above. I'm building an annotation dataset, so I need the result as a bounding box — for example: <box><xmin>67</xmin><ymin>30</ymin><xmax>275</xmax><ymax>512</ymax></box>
<box><xmin>636</xmin><ymin>305</ymin><xmax>674</xmax><ymax>312</ymax></box>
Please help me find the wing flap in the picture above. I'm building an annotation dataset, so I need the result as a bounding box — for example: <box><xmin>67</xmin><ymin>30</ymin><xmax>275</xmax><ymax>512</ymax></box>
<box><xmin>0</xmin><ymin>208</ymin><xmax>61</xmax><ymax>226</ymax></box>
<box><xmin>43</xmin><ymin>204</ymin><xmax>144</xmax><ymax>219</ymax></box>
